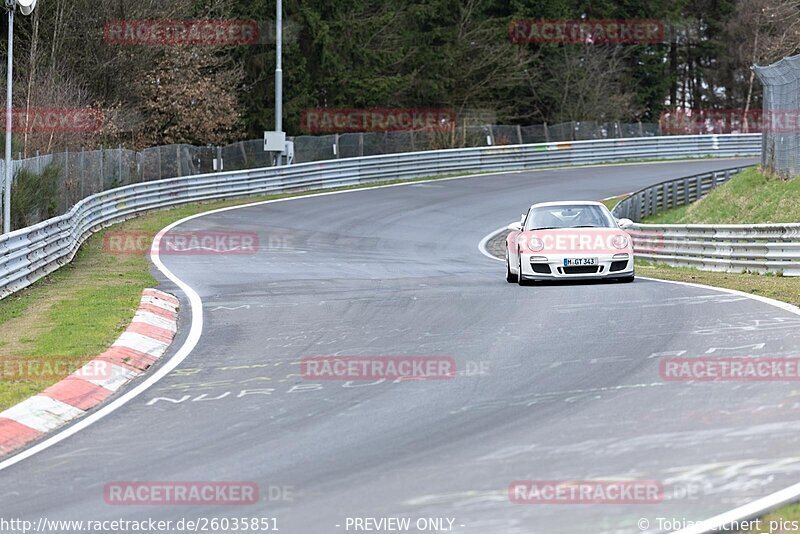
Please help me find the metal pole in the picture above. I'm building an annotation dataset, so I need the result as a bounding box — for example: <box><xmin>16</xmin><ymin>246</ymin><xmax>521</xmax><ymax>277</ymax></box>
<box><xmin>275</xmin><ymin>0</ymin><xmax>282</xmax><ymax>133</ymax></box>
<box><xmin>99</xmin><ymin>146</ymin><xmax>104</xmax><ymax>191</ymax></box>
<box><xmin>79</xmin><ymin>147</ymin><xmax>84</xmax><ymax>198</ymax></box>
<box><xmin>3</xmin><ymin>5</ymin><xmax>13</xmax><ymax>234</ymax></box>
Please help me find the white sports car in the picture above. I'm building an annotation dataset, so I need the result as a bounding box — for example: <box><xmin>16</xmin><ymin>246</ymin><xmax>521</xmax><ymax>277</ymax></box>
<box><xmin>505</xmin><ymin>201</ymin><xmax>635</xmax><ymax>285</ymax></box>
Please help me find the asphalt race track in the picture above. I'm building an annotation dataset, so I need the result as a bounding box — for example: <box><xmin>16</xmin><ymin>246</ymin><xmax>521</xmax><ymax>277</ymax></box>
<box><xmin>6</xmin><ymin>157</ymin><xmax>800</xmax><ymax>534</ymax></box>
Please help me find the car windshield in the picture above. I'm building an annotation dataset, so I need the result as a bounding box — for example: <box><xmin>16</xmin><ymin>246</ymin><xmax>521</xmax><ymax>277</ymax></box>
<box><xmin>525</xmin><ymin>204</ymin><xmax>616</xmax><ymax>230</ymax></box>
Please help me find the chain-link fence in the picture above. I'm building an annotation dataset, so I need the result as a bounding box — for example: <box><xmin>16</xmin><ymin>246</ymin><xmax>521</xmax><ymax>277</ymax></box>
<box><xmin>292</xmin><ymin>121</ymin><xmax>662</xmax><ymax>163</ymax></box>
<box><xmin>753</xmin><ymin>54</ymin><xmax>800</xmax><ymax>178</ymax></box>
<box><xmin>2</xmin><ymin>120</ymin><xmax>670</xmax><ymax>228</ymax></box>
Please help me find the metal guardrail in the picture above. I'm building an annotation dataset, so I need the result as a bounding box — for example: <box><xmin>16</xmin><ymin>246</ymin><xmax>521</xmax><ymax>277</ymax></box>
<box><xmin>0</xmin><ymin>134</ymin><xmax>760</xmax><ymax>299</ymax></box>
<box><xmin>612</xmin><ymin>165</ymin><xmax>800</xmax><ymax>276</ymax></box>
<box><xmin>612</xmin><ymin>167</ymin><xmax>749</xmax><ymax>222</ymax></box>
<box><xmin>1</xmin><ymin>120</ymin><xmax>676</xmax><ymax>228</ymax></box>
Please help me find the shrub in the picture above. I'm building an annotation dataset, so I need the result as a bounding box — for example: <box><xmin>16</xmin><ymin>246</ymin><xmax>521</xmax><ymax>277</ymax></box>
<box><xmin>10</xmin><ymin>162</ymin><xmax>62</xmax><ymax>230</ymax></box>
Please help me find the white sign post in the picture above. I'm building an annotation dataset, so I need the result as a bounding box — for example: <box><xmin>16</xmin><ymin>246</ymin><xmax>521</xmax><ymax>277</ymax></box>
<box><xmin>3</xmin><ymin>0</ymin><xmax>37</xmax><ymax>234</ymax></box>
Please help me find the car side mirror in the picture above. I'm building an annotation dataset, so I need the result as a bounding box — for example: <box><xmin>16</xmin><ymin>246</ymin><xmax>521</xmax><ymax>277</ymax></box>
<box><xmin>507</xmin><ymin>222</ymin><xmax>522</xmax><ymax>231</ymax></box>
<box><xmin>617</xmin><ymin>218</ymin><xmax>633</xmax><ymax>228</ymax></box>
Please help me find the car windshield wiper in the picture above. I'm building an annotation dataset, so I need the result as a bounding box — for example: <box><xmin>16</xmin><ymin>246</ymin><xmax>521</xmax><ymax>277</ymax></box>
<box><xmin>572</xmin><ymin>225</ymin><xmax>603</xmax><ymax>228</ymax></box>
<box><xmin>530</xmin><ymin>226</ymin><xmax>561</xmax><ymax>230</ymax></box>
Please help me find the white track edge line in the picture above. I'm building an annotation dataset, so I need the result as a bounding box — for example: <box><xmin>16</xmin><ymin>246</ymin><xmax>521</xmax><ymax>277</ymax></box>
<box><xmin>0</xmin><ymin>220</ymin><xmax>204</xmax><ymax>471</ymax></box>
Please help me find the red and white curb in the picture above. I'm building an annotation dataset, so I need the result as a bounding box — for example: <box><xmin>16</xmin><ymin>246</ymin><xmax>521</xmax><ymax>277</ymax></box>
<box><xmin>0</xmin><ymin>288</ymin><xmax>179</xmax><ymax>456</ymax></box>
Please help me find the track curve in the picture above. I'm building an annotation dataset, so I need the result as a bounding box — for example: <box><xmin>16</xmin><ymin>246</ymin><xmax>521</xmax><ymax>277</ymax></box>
<box><xmin>6</xmin><ymin>158</ymin><xmax>800</xmax><ymax>534</ymax></box>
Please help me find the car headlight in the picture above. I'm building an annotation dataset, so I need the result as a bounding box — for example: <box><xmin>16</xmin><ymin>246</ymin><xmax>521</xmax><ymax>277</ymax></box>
<box><xmin>611</xmin><ymin>235</ymin><xmax>629</xmax><ymax>249</ymax></box>
<box><xmin>526</xmin><ymin>237</ymin><xmax>544</xmax><ymax>252</ymax></box>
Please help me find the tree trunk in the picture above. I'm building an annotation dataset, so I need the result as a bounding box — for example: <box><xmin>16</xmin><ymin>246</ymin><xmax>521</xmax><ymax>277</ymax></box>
<box><xmin>669</xmin><ymin>32</ymin><xmax>678</xmax><ymax>108</ymax></box>
<box><xmin>743</xmin><ymin>18</ymin><xmax>761</xmax><ymax>132</ymax></box>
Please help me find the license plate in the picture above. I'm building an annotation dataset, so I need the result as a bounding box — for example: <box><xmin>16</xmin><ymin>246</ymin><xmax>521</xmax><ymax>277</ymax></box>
<box><xmin>564</xmin><ymin>258</ymin><xmax>598</xmax><ymax>266</ymax></box>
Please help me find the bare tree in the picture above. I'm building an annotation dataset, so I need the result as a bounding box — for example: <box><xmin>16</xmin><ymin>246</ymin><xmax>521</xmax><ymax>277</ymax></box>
<box><xmin>535</xmin><ymin>45</ymin><xmax>640</xmax><ymax>124</ymax></box>
<box><xmin>8</xmin><ymin>0</ymin><xmax>244</xmax><ymax>150</ymax></box>
<box><xmin>436</xmin><ymin>0</ymin><xmax>536</xmax><ymax>121</ymax></box>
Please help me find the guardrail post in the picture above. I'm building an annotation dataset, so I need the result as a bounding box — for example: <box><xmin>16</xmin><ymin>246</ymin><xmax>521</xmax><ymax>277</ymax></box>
<box><xmin>645</xmin><ymin>189</ymin><xmax>652</xmax><ymax>217</ymax></box>
<box><xmin>649</xmin><ymin>186</ymin><xmax>656</xmax><ymax>216</ymax></box>
<box><xmin>670</xmin><ymin>181</ymin><xmax>676</xmax><ymax>209</ymax></box>
<box><xmin>636</xmin><ymin>193</ymin><xmax>643</xmax><ymax>221</ymax></box>
<box><xmin>695</xmin><ymin>175</ymin><xmax>703</xmax><ymax>201</ymax></box>
<box><xmin>682</xmin><ymin>177</ymin><xmax>689</xmax><ymax>204</ymax></box>
<box><xmin>543</xmin><ymin>122</ymin><xmax>550</xmax><ymax>143</ymax></box>
<box><xmin>516</xmin><ymin>125</ymin><xmax>523</xmax><ymax>145</ymax></box>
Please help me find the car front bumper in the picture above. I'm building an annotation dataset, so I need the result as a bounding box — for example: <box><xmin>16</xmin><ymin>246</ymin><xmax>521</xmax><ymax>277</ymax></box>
<box><xmin>518</xmin><ymin>252</ymin><xmax>634</xmax><ymax>281</ymax></box>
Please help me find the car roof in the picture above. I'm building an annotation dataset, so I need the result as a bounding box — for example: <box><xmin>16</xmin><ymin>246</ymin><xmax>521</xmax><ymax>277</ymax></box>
<box><xmin>529</xmin><ymin>200</ymin><xmax>605</xmax><ymax>209</ymax></box>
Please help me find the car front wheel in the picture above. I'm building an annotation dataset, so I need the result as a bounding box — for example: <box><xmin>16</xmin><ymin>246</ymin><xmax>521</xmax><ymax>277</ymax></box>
<box><xmin>506</xmin><ymin>255</ymin><xmax>518</xmax><ymax>283</ymax></box>
<box><xmin>517</xmin><ymin>256</ymin><xmax>528</xmax><ymax>286</ymax></box>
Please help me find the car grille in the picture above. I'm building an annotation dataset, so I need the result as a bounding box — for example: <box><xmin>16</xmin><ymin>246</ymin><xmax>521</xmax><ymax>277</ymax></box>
<box><xmin>560</xmin><ymin>266</ymin><xmax>600</xmax><ymax>275</ymax></box>
<box><xmin>610</xmin><ymin>260</ymin><xmax>628</xmax><ymax>272</ymax></box>
<box><xmin>530</xmin><ymin>263</ymin><xmax>551</xmax><ymax>274</ymax></box>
